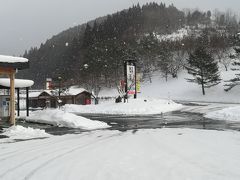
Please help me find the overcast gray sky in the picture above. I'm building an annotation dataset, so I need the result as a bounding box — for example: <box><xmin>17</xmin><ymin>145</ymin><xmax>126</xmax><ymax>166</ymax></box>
<box><xmin>0</xmin><ymin>0</ymin><xmax>239</xmax><ymax>55</ymax></box>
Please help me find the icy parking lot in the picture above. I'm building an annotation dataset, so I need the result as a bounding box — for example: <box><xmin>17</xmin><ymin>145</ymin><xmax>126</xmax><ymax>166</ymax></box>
<box><xmin>0</xmin><ymin>128</ymin><xmax>240</xmax><ymax>180</ymax></box>
<box><xmin>1</xmin><ymin>101</ymin><xmax>240</xmax><ymax>180</ymax></box>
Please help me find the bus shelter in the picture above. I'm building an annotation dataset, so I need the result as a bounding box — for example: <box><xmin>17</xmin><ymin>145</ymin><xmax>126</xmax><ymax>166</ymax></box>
<box><xmin>0</xmin><ymin>55</ymin><xmax>29</xmax><ymax>125</ymax></box>
<box><xmin>0</xmin><ymin>79</ymin><xmax>34</xmax><ymax>118</ymax></box>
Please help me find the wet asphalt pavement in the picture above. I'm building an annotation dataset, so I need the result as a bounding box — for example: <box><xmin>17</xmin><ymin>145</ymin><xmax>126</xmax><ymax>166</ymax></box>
<box><xmin>0</xmin><ymin>110</ymin><xmax>238</xmax><ymax>137</ymax></box>
<box><xmin>80</xmin><ymin>111</ymin><xmax>240</xmax><ymax>132</ymax></box>
<box><xmin>1</xmin><ymin>102</ymin><xmax>240</xmax><ymax>137</ymax></box>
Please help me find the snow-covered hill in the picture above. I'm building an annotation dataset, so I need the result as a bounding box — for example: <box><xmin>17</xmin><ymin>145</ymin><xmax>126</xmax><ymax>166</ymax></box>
<box><xmin>140</xmin><ymin>67</ymin><xmax>240</xmax><ymax>103</ymax></box>
<box><xmin>99</xmin><ymin>63</ymin><xmax>240</xmax><ymax>104</ymax></box>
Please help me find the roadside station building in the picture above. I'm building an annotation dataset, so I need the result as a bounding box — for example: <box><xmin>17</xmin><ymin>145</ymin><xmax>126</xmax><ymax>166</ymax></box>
<box><xmin>29</xmin><ymin>87</ymin><xmax>92</xmax><ymax>108</ymax></box>
<box><xmin>0</xmin><ymin>55</ymin><xmax>29</xmax><ymax>125</ymax></box>
<box><xmin>0</xmin><ymin>79</ymin><xmax>34</xmax><ymax>118</ymax></box>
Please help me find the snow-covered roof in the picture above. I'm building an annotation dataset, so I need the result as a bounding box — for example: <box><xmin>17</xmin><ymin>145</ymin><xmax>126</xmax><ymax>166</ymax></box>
<box><xmin>29</xmin><ymin>87</ymin><xmax>90</xmax><ymax>98</ymax></box>
<box><xmin>28</xmin><ymin>91</ymin><xmax>43</xmax><ymax>98</ymax></box>
<box><xmin>0</xmin><ymin>78</ymin><xmax>34</xmax><ymax>88</ymax></box>
<box><xmin>0</xmin><ymin>55</ymin><xmax>28</xmax><ymax>63</ymax></box>
<box><xmin>28</xmin><ymin>90</ymin><xmax>53</xmax><ymax>98</ymax></box>
<box><xmin>64</xmin><ymin>87</ymin><xmax>87</xmax><ymax>96</ymax></box>
<box><xmin>43</xmin><ymin>90</ymin><xmax>53</xmax><ymax>95</ymax></box>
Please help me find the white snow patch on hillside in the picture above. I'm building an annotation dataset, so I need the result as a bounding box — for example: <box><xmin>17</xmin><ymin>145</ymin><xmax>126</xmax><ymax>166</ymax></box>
<box><xmin>205</xmin><ymin>106</ymin><xmax>240</xmax><ymax>122</ymax></box>
<box><xmin>155</xmin><ymin>28</ymin><xmax>189</xmax><ymax>42</ymax></box>
<box><xmin>64</xmin><ymin>98</ymin><xmax>183</xmax><ymax>115</ymax></box>
<box><xmin>26</xmin><ymin>109</ymin><xmax>109</xmax><ymax>130</ymax></box>
<box><xmin>1</xmin><ymin>125</ymin><xmax>50</xmax><ymax>142</ymax></box>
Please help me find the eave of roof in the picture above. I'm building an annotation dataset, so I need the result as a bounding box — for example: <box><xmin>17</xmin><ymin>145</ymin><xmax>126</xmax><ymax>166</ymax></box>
<box><xmin>0</xmin><ymin>78</ymin><xmax>34</xmax><ymax>88</ymax></box>
<box><xmin>0</xmin><ymin>55</ymin><xmax>29</xmax><ymax>70</ymax></box>
<box><xmin>0</xmin><ymin>62</ymin><xmax>29</xmax><ymax>70</ymax></box>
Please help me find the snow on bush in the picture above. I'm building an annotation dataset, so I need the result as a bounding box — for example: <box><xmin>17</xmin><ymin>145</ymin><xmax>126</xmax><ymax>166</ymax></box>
<box><xmin>64</xmin><ymin>98</ymin><xmax>183</xmax><ymax>115</ymax></box>
<box><xmin>26</xmin><ymin>109</ymin><xmax>110</xmax><ymax>130</ymax></box>
<box><xmin>2</xmin><ymin>125</ymin><xmax>51</xmax><ymax>140</ymax></box>
<box><xmin>205</xmin><ymin>106</ymin><xmax>240</xmax><ymax>122</ymax></box>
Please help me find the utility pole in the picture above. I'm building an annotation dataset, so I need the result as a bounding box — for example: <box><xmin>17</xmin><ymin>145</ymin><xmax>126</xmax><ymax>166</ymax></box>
<box><xmin>9</xmin><ymin>70</ymin><xmax>16</xmax><ymax>125</ymax></box>
<box><xmin>124</xmin><ymin>60</ymin><xmax>128</xmax><ymax>103</ymax></box>
<box><xmin>58</xmin><ymin>76</ymin><xmax>62</xmax><ymax>108</ymax></box>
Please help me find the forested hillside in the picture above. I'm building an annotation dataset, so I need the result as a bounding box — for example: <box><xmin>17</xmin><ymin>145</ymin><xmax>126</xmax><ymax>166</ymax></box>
<box><xmin>18</xmin><ymin>2</ymin><xmax>240</xmax><ymax>91</ymax></box>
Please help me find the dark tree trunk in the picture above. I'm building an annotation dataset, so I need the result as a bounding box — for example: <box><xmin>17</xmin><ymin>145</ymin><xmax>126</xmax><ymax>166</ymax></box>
<box><xmin>148</xmin><ymin>74</ymin><xmax>152</xmax><ymax>83</ymax></box>
<box><xmin>201</xmin><ymin>71</ymin><xmax>205</xmax><ymax>95</ymax></box>
<box><xmin>224</xmin><ymin>64</ymin><xmax>228</xmax><ymax>71</ymax></box>
<box><xmin>201</xmin><ymin>82</ymin><xmax>205</xmax><ymax>95</ymax></box>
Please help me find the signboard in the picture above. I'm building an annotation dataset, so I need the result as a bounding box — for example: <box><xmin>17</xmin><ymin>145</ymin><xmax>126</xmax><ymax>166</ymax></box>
<box><xmin>127</xmin><ymin>64</ymin><xmax>136</xmax><ymax>95</ymax></box>
<box><xmin>136</xmin><ymin>73</ymin><xmax>141</xmax><ymax>93</ymax></box>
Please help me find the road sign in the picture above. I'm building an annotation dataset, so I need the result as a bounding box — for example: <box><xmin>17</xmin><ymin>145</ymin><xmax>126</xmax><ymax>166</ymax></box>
<box><xmin>127</xmin><ymin>64</ymin><xmax>136</xmax><ymax>95</ymax></box>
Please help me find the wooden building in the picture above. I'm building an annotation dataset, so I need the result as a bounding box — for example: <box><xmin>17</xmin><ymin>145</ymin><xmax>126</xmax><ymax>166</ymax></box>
<box><xmin>29</xmin><ymin>88</ymin><xmax>92</xmax><ymax>108</ymax></box>
<box><xmin>0</xmin><ymin>55</ymin><xmax>29</xmax><ymax>125</ymax></box>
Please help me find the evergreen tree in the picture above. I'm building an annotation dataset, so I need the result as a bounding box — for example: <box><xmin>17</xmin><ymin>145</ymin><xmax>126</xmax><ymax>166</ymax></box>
<box><xmin>224</xmin><ymin>47</ymin><xmax>240</xmax><ymax>91</ymax></box>
<box><xmin>157</xmin><ymin>43</ymin><xmax>173</xmax><ymax>81</ymax></box>
<box><xmin>186</xmin><ymin>46</ymin><xmax>221</xmax><ymax>95</ymax></box>
<box><xmin>82</xmin><ymin>24</ymin><xmax>93</xmax><ymax>48</ymax></box>
<box><xmin>139</xmin><ymin>33</ymin><xmax>159</xmax><ymax>83</ymax></box>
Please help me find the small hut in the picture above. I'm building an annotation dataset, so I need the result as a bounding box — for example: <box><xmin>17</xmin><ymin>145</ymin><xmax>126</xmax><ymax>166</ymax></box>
<box><xmin>29</xmin><ymin>87</ymin><xmax>92</xmax><ymax>108</ymax></box>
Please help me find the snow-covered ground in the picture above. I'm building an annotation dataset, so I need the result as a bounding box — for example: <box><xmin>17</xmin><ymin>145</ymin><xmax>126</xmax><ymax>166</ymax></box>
<box><xmin>64</xmin><ymin>98</ymin><xmax>183</xmax><ymax>115</ymax></box>
<box><xmin>1</xmin><ymin>125</ymin><xmax>51</xmax><ymax>143</ymax></box>
<box><xmin>26</xmin><ymin>109</ymin><xmax>109</xmax><ymax>130</ymax></box>
<box><xmin>205</xmin><ymin>106</ymin><xmax>240</xmax><ymax>122</ymax></box>
<box><xmin>98</xmin><ymin>62</ymin><xmax>240</xmax><ymax>104</ymax></box>
<box><xmin>139</xmin><ymin>68</ymin><xmax>240</xmax><ymax>103</ymax></box>
<box><xmin>180</xmin><ymin>102</ymin><xmax>239</xmax><ymax>114</ymax></box>
<box><xmin>0</xmin><ymin>128</ymin><xmax>239</xmax><ymax>180</ymax></box>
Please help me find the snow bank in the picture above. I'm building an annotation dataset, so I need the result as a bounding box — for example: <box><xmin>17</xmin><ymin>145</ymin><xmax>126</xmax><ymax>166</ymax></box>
<box><xmin>64</xmin><ymin>98</ymin><xmax>183</xmax><ymax>115</ymax></box>
<box><xmin>180</xmin><ymin>102</ymin><xmax>237</xmax><ymax>114</ymax></box>
<box><xmin>205</xmin><ymin>106</ymin><xmax>240</xmax><ymax>122</ymax></box>
<box><xmin>1</xmin><ymin>125</ymin><xmax>50</xmax><ymax>141</ymax></box>
<box><xmin>26</xmin><ymin>109</ymin><xmax>110</xmax><ymax>130</ymax></box>
<box><xmin>98</xmin><ymin>87</ymin><xmax>119</xmax><ymax>98</ymax></box>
